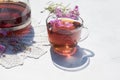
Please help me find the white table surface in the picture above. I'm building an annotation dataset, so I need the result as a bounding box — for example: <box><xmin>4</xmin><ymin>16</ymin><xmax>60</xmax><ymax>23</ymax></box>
<box><xmin>0</xmin><ymin>0</ymin><xmax>120</xmax><ymax>80</ymax></box>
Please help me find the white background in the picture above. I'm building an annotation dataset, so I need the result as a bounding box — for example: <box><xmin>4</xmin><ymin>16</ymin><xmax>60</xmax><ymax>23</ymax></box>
<box><xmin>0</xmin><ymin>0</ymin><xmax>120</xmax><ymax>80</ymax></box>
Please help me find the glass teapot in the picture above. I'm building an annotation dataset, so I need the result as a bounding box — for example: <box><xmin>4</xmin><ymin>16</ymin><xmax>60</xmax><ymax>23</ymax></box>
<box><xmin>0</xmin><ymin>0</ymin><xmax>31</xmax><ymax>37</ymax></box>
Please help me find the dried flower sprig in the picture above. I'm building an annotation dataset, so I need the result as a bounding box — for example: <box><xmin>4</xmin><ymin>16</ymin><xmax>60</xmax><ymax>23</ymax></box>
<box><xmin>44</xmin><ymin>2</ymin><xmax>80</xmax><ymax>20</ymax></box>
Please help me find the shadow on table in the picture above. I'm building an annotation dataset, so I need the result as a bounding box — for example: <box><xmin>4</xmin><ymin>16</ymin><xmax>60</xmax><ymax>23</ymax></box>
<box><xmin>50</xmin><ymin>46</ymin><xmax>95</xmax><ymax>72</ymax></box>
<box><xmin>0</xmin><ymin>26</ymin><xmax>35</xmax><ymax>55</ymax></box>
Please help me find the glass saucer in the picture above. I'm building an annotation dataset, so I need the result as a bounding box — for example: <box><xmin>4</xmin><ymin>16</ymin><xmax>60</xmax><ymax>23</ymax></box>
<box><xmin>50</xmin><ymin>46</ymin><xmax>94</xmax><ymax>71</ymax></box>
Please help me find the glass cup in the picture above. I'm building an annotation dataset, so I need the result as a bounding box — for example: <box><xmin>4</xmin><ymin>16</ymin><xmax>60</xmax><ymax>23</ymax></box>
<box><xmin>0</xmin><ymin>0</ymin><xmax>31</xmax><ymax>37</ymax></box>
<box><xmin>46</xmin><ymin>14</ymin><xmax>88</xmax><ymax>56</ymax></box>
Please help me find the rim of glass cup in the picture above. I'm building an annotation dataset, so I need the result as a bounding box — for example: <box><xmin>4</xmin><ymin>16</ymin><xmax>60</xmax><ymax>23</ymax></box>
<box><xmin>46</xmin><ymin>14</ymin><xmax>84</xmax><ymax>33</ymax></box>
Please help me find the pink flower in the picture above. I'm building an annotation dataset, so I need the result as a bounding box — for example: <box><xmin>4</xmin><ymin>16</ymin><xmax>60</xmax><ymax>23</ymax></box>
<box><xmin>49</xmin><ymin>19</ymin><xmax>74</xmax><ymax>29</ymax></box>
<box><xmin>0</xmin><ymin>44</ymin><xmax>6</xmax><ymax>55</ymax></box>
<box><xmin>64</xmin><ymin>22</ymin><xmax>73</xmax><ymax>28</ymax></box>
<box><xmin>54</xmin><ymin>8</ymin><xmax>63</xmax><ymax>17</ymax></box>
<box><xmin>0</xmin><ymin>30</ymin><xmax>7</xmax><ymax>36</ymax></box>
<box><xmin>74</xmin><ymin>6</ymin><xmax>80</xmax><ymax>16</ymax></box>
<box><xmin>49</xmin><ymin>19</ymin><xmax>64</xmax><ymax>27</ymax></box>
<box><xmin>74</xmin><ymin>6</ymin><xmax>79</xmax><ymax>11</ymax></box>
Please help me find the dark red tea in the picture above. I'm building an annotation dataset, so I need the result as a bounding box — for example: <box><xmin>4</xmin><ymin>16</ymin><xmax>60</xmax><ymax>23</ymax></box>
<box><xmin>47</xmin><ymin>18</ymin><xmax>82</xmax><ymax>56</ymax></box>
<box><xmin>0</xmin><ymin>2</ymin><xmax>31</xmax><ymax>37</ymax></box>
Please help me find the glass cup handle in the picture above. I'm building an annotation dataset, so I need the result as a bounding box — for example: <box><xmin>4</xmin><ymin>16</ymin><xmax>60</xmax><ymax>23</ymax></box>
<box><xmin>79</xmin><ymin>26</ymin><xmax>89</xmax><ymax>42</ymax></box>
<box><xmin>81</xmin><ymin>48</ymin><xmax>95</xmax><ymax>59</ymax></box>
